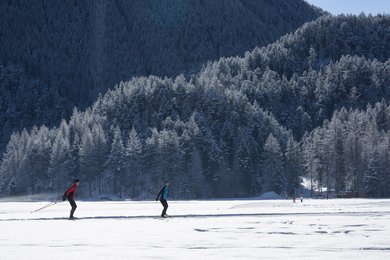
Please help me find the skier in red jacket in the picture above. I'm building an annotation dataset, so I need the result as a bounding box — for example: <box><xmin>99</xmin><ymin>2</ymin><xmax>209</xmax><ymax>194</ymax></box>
<box><xmin>62</xmin><ymin>179</ymin><xmax>80</xmax><ymax>220</ymax></box>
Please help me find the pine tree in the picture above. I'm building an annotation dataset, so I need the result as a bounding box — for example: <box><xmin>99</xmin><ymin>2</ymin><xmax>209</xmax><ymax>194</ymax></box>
<box><xmin>363</xmin><ymin>149</ymin><xmax>380</xmax><ymax>197</ymax></box>
<box><xmin>106</xmin><ymin>126</ymin><xmax>126</xmax><ymax>197</ymax></box>
<box><xmin>7</xmin><ymin>176</ymin><xmax>17</xmax><ymax>195</ymax></box>
<box><xmin>92</xmin><ymin>123</ymin><xmax>108</xmax><ymax>195</ymax></box>
<box><xmin>48</xmin><ymin>121</ymin><xmax>72</xmax><ymax>192</ymax></box>
<box><xmin>285</xmin><ymin>136</ymin><xmax>302</xmax><ymax>197</ymax></box>
<box><xmin>261</xmin><ymin>134</ymin><xmax>285</xmax><ymax>194</ymax></box>
<box><xmin>328</xmin><ymin>116</ymin><xmax>346</xmax><ymax>194</ymax></box>
<box><xmin>79</xmin><ymin>130</ymin><xmax>96</xmax><ymax>197</ymax></box>
<box><xmin>125</xmin><ymin>127</ymin><xmax>143</xmax><ymax>197</ymax></box>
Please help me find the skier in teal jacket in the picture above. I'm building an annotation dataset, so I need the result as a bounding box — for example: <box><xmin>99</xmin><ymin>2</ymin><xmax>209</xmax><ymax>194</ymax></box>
<box><xmin>156</xmin><ymin>180</ymin><xmax>170</xmax><ymax>217</ymax></box>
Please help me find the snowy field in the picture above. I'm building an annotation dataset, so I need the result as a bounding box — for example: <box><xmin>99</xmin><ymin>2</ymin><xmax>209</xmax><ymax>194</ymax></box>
<box><xmin>1</xmin><ymin>199</ymin><xmax>390</xmax><ymax>259</ymax></box>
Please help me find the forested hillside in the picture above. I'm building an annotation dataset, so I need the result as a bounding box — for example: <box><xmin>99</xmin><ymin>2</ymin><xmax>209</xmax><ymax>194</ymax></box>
<box><xmin>1</xmin><ymin>14</ymin><xmax>389</xmax><ymax>199</ymax></box>
<box><xmin>302</xmin><ymin>101</ymin><xmax>390</xmax><ymax>198</ymax></box>
<box><xmin>202</xmin><ymin>14</ymin><xmax>390</xmax><ymax>137</ymax></box>
<box><xmin>0</xmin><ymin>0</ymin><xmax>322</xmax><ymax>153</ymax></box>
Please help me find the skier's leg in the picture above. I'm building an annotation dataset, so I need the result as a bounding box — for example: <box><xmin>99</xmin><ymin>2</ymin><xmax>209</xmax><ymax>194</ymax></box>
<box><xmin>68</xmin><ymin>198</ymin><xmax>77</xmax><ymax>219</ymax></box>
<box><xmin>159</xmin><ymin>199</ymin><xmax>165</xmax><ymax>216</ymax></box>
<box><xmin>165</xmin><ymin>200</ymin><xmax>169</xmax><ymax>215</ymax></box>
<box><xmin>161</xmin><ymin>199</ymin><xmax>168</xmax><ymax>216</ymax></box>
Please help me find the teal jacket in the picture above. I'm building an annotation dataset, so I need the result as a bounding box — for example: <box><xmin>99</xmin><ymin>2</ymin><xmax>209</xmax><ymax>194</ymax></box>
<box><xmin>156</xmin><ymin>186</ymin><xmax>169</xmax><ymax>200</ymax></box>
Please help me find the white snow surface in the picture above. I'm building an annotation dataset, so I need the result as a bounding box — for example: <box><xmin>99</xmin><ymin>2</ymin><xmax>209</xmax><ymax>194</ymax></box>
<box><xmin>1</xmin><ymin>199</ymin><xmax>390</xmax><ymax>259</ymax></box>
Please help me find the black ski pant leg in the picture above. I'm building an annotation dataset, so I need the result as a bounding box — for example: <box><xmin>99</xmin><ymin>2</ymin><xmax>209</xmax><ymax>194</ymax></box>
<box><xmin>68</xmin><ymin>197</ymin><xmax>77</xmax><ymax>218</ymax></box>
<box><xmin>160</xmin><ymin>199</ymin><xmax>168</xmax><ymax>216</ymax></box>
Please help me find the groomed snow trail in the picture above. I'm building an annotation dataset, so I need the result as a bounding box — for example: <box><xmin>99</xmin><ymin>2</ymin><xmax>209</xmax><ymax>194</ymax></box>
<box><xmin>0</xmin><ymin>199</ymin><xmax>389</xmax><ymax>259</ymax></box>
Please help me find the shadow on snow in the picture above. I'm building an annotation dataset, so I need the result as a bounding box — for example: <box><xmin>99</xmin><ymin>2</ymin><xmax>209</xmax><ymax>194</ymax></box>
<box><xmin>1</xmin><ymin>211</ymin><xmax>390</xmax><ymax>222</ymax></box>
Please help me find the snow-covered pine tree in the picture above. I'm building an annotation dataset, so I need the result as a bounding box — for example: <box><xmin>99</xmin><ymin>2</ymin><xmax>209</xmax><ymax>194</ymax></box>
<box><xmin>105</xmin><ymin>126</ymin><xmax>126</xmax><ymax>197</ymax></box>
<box><xmin>48</xmin><ymin>120</ymin><xmax>72</xmax><ymax>192</ymax></box>
<box><xmin>363</xmin><ymin>149</ymin><xmax>380</xmax><ymax>197</ymax></box>
<box><xmin>285</xmin><ymin>136</ymin><xmax>302</xmax><ymax>197</ymax></box>
<box><xmin>125</xmin><ymin>127</ymin><xmax>143</xmax><ymax>197</ymax></box>
<box><xmin>261</xmin><ymin>134</ymin><xmax>285</xmax><ymax>194</ymax></box>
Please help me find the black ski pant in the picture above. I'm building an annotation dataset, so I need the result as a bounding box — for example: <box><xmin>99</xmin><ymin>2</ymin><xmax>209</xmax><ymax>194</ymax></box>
<box><xmin>160</xmin><ymin>199</ymin><xmax>168</xmax><ymax>216</ymax></box>
<box><xmin>68</xmin><ymin>197</ymin><xmax>77</xmax><ymax>218</ymax></box>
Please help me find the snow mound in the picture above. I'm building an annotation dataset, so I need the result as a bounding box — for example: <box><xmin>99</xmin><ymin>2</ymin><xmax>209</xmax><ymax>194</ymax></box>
<box><xmin>258</xmin><ymin>191</ymin><xmax>282</xmax><ymax>200</ymax></box>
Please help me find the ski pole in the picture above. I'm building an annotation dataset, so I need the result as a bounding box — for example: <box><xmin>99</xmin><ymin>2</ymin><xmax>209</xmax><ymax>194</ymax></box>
<box><xmin>31</xmin><ymin>200</ymin><xmax>61</xmax><ymax>213</ymax></box>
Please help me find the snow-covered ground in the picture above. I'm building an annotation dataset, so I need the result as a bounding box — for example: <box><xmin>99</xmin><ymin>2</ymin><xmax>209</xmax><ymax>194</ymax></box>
<box><xmin>1</xmin><ymin>199</ymin><xmax>390</xmax><ymax>259</ymax></box>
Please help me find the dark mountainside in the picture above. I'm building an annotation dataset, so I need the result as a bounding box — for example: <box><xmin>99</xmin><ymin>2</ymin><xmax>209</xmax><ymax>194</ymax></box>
<box><xmin>1</xmin><ymin>14</ymin><xmax>390</xmax><ymax>199</ymax></box>
<box><xmin>0</xmin><ymin>0</ymin><xmax>323</xmax><ymax>153</ymax></box>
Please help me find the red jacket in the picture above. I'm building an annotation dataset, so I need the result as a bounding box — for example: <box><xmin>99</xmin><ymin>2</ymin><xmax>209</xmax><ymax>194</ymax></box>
<box><xmin>65</xmin><ymin>183</ymin><xmax>78</xmax><ymax>199</ymax></box>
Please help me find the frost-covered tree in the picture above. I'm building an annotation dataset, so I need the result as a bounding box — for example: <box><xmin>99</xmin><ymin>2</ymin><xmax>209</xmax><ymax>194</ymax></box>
<box><xmin>261</xmin><ymin>134</ymin><xmax>285</xmax><ymax>194</ymax></box>
<box><xmin>124</xmin><ymin>127</ymin><xmax>143</xmax><ymax>197</ymax></box>
<box><xmin>105</xmin><ymin>126</ymin><xmax>126</xmax><ymax>197</ymax></box>
<box><xmin>48</xmin><ymin>121</ymin><xmax>72</xmax><ymax>192</ymax></box>
<box><xmin>363</xmin><ymin>149</ymin><xmax>381</xmax><ymax>197</ymax></box>
<box><xmin>285</xmin><ymin>137</ymin><xmax>302</xmax><ymax>196</ymax></box>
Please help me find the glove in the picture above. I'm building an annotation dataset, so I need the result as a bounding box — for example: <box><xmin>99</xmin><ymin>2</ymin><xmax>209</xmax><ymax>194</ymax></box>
<box><xmin>62</xmin><ymin>193</ymin><xmax>67</xmax><ymax>201</ymax></box>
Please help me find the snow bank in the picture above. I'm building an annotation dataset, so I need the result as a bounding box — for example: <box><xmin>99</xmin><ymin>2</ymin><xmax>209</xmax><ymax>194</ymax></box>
<box><xmin>258</xmin><ymin>191</ymin><xmax>283</xmax><ymax>200</ymax></box>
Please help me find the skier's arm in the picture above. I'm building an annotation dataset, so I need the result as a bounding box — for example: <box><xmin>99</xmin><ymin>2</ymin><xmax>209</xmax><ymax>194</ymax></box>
<box><xmin>63</xmin><ymin>184</ymin><xmax>74</xmax><ymax>201</ymax></box>
<box><xmin>65</xmin><ymin>184</ymin><xmax>77</xmax><ymax>196</ymax></box>
<box><xmin>156</xmin><ymin>187</ymin><xmax>164</xmax><ymax>201</ymax></box>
